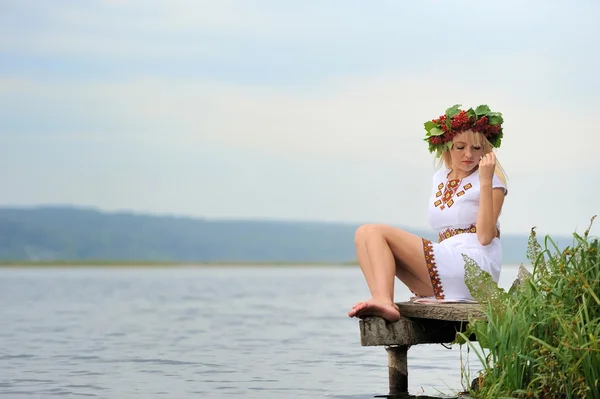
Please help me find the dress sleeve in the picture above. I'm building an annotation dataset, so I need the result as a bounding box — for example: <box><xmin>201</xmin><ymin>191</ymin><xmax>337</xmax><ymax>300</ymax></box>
<box><xmin>492</xmin><ymin>174</ymin><xmax>508</xmax><ymax>196</ymax></box>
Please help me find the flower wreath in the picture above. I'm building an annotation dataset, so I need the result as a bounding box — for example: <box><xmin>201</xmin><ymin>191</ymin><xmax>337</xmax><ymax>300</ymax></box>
<box><xmin>423</xmin><ymin>104</ymin><xmax>504</xmax><ymax>157</ymax></box>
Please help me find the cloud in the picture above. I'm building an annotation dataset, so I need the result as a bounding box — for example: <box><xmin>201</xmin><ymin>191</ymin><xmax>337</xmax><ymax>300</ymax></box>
<box><xmin>3</xmin><ymin>0</ymin><xmax>598</xmax><ymax>69</ymax></box>
<box><xmin>1</xmin><ymin>52</ymin><xmax>596</xmax><ymax>171</ymax></box>
<box><xmin>0</xmin><ymin>70</ymin><xmax>597</xmax><ymax>236</ymax></box>
<box><xmin>1</xmin><ymin>0</ymin><xmax>598</xmax><ymax>235</ymax></box>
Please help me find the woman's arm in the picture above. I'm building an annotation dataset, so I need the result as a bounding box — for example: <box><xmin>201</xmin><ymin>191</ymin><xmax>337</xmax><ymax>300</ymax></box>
<box><xmin>476</xmin><ymin>183</ymin><xmax>505</xmax><ymax>245</ymax></box>
<box><xmin>476</xmin><ymin>152</ymin><xmax>505</xmax><ymax>246</ymax></box>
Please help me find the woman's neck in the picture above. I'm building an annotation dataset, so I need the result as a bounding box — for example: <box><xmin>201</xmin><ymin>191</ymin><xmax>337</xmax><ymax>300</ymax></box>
<box><xmin>447</xmin><ymin>167</ymin><xmax>478</xmax><ymax>180</ymax></box>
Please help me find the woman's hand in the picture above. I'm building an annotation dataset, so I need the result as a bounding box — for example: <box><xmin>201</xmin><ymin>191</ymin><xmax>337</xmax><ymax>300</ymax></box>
<box><xmin>479</xmin><ymin>151</ymin><xmax>496</xmax><ymax>184</ymax></box>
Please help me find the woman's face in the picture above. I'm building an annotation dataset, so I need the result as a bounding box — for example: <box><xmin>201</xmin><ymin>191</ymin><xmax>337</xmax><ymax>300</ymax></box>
<box><xmin>449</xmin><ymin>130</ymin><xmax>486</xmax><ymax>175</ymax></box>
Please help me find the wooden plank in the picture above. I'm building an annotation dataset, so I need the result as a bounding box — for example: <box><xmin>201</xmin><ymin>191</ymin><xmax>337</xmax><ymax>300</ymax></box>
<box><xmin>360</xmin><ymin>316</ymin><xmax>468</xmax><ymax>346</ymax></box>
<box><xmin>359</xmin><ymin>302</ymin><xmax>485</xmax><ymax>347</ymax></box>
<box><xmin>396</xmin><ymin>302</ymin><xmax>486</xmax><ymax>322</ymax></box>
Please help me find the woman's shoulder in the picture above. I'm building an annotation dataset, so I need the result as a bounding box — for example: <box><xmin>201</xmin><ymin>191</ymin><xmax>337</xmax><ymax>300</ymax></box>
<box><xmin>492</xmin><ymin>172</ymin><xmax>508</xmax><ymax>195</ymax></box>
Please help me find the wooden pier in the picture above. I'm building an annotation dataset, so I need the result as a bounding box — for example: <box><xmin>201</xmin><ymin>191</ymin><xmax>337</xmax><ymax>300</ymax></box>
<box><xmin>359</xmin><ymin>301</ymin><xmax>486</xmax><ymax>398</ymax></box>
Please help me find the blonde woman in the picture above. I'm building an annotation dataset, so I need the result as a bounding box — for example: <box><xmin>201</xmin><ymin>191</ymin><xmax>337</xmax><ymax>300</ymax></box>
<box><xmin>348</xmin><ymin>105</ymin><xmax>508</xmax><ymax>322</ymax></box>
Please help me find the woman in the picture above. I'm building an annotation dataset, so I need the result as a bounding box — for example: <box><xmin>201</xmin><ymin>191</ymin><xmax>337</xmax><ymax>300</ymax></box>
<box><xmin>348</xmin><ymin>104</ymin><xmax>508</xmax><ymax>322</ymax></box>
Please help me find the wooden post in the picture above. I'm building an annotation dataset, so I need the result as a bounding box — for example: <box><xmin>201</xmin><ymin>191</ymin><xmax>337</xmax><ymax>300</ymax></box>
<box><xmin>360</xmin><ymin>302</ymin><xmax>486</xmax><ymax>397</ymax></box>
<box><xmin>386</xmin><ymin>345</ymin><xmax>408</xmax><ymax>395</ymax></box>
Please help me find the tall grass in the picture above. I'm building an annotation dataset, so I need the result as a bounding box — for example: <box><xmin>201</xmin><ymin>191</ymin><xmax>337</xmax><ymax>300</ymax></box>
<box><xmin>459</xmin><ymin>216</ymin><xmax>600</xmax><ymax>398</ymax></box>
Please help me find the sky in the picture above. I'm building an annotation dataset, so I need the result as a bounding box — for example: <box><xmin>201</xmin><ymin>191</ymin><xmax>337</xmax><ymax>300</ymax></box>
<box><xmin>1</xmin><ymin>0</ymin><xmax>599</xmax><ymax>236</ymax></box>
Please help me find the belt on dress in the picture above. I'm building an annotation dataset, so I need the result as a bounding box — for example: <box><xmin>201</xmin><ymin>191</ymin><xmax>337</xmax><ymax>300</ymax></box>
<box><xmin>438</xmin><ymin>224</ymin><xmax>501</xmax><ymax>243</ymax></box>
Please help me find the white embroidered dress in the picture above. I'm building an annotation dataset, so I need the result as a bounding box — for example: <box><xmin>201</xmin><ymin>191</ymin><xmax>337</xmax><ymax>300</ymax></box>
<box><xmin>423</xmin><ymin>167</ymin><xmax>507</xmax><ymax>300</ymax></box>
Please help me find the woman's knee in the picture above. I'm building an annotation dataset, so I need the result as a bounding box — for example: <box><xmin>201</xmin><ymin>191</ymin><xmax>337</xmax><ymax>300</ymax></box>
<box><xmin>354</xmin><ymin>224</ymin><xmax>383</xmax><ymax>246</ymax></box>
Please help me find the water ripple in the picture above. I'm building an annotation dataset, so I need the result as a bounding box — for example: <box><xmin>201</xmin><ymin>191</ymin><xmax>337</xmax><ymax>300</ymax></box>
<box><xmin>0</xmin><ymin>266</ymin><xmax>520</xmax><ymax>398</ymax></box>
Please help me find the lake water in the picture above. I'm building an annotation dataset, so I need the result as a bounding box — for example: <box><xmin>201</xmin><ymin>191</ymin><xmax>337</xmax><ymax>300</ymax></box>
<box><xmin>0</xmin><ymin>264</ymin><xmax>522</xmax><ymax>398</ymax></box>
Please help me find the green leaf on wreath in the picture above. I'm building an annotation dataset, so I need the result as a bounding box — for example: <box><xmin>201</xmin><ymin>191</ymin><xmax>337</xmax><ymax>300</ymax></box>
<box><xmin>445</xmin><ymin>104</ymin><xmax>462</xmax><ymax>119</ymax></box>
<box><xmin>487</xmin><ymin>112</ymin><xmax>503</xmax><ymax>125</ymax></box>
<box><xmin>493</xmin><ymin>133</ymin><xmax>503</xmax><ymax>148</ymax></box>
<box><xmin>428</xmin><ymin>141</ymin><xmax>436</xmax><ymax>153</ymax></box>
<box><xmin>430</xmin><ymin>127</ymin><xmax>444</xmax><ymax>136</ymax></box>
<box><xmin>424</xmin><ymin>121</ymin><xmax>437</xmax><ymax>132</ymax></box>
<box><xmin>475</xmin><ymin>105</ymin><xmax>490</xmax><ymax>116</ymax></box>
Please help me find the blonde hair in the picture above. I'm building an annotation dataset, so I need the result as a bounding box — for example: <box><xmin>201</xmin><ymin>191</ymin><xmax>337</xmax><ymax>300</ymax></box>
<box><xmin>438</xmin><ymin>129</ymin><xmax>507</xmax><ymax>185</ymax></box>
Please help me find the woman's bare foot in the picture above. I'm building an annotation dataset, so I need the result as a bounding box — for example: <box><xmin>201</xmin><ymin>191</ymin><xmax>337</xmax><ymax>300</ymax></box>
<box><xmin>347</xmin><ymin>299</ymin><xmax>401</xmax><ymax>322</ymax></box>
<box><xmin>351</xmin><ymin>301</ymin><xmax>399</xmax><ymax>311</ymax></box>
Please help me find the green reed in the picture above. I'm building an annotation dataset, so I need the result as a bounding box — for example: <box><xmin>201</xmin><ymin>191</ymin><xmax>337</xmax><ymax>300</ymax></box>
<box><xmin>458</xmin><ymin>216</ymin><xmax>600</xmax><ymax>398</ymax></box>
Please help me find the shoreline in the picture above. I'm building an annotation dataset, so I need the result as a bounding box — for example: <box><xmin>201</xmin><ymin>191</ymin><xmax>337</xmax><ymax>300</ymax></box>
<box><xmin>0</xmin><ymin>260</ymin><xmax>359</xmax><ymax>268</ymax></box>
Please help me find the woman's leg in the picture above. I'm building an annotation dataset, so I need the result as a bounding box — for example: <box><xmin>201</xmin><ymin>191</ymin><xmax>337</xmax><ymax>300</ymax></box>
<box><xmin>348</xmin><ymin>224</ymin><xmax>434</xmax><ymax>321</ymax></box>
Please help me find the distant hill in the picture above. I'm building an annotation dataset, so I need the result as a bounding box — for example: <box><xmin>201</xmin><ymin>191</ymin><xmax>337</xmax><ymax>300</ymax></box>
<box><xmin>0</xmin><ymin>206</ymin><xmax>570</xmax><ymax>264</ymax></box>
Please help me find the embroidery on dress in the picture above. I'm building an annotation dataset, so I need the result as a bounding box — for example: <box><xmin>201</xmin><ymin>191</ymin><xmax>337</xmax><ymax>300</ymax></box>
<box><xmin>434</xmin><ymin>178</ymin><xmax>461</xmax><ymax>210</ymax></box>
<box><xmin>438</xmin><ymin>224</ymin><xmax>478</xmax><ymax>243</ymax></box>
<box><xmin>422</xmin><ymin>238</ymin><xmax>445</xmax><ymax>299</ymax></box>
<box><xmin>437</xmin><ymin>224</ymin><xmax>501</xmax><ymax>243</ymax></box>
<box><xmin>433</xmin><ymin>178</ymin><xmax>474</xmax><ymax>209</ymax></box>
